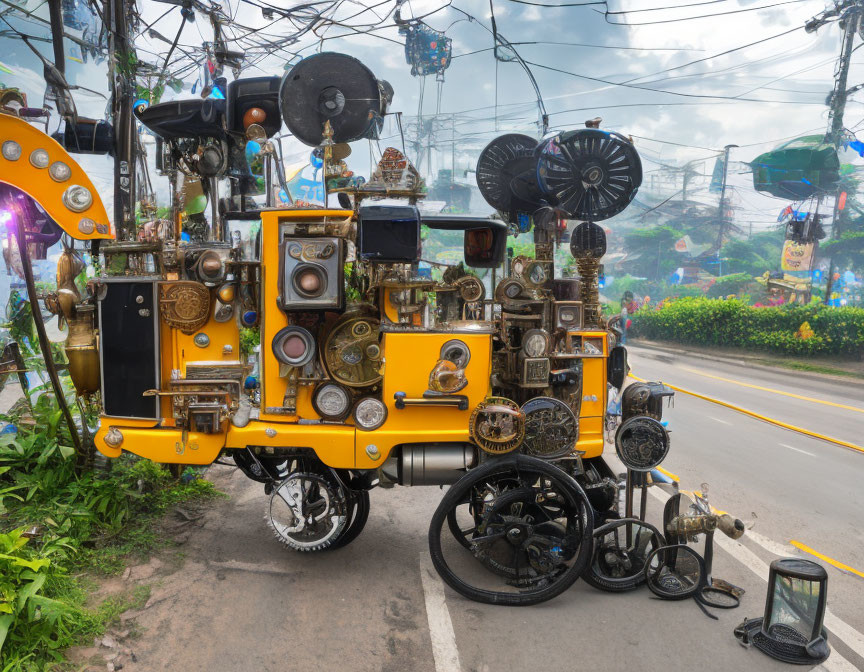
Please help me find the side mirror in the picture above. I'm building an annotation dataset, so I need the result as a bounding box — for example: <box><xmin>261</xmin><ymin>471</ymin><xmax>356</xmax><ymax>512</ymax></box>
<box><xmin>607</xmin><ymin>345</ymin><xmax>629</xmax><ymax>390</ymax></box>
<box><xmin>464</xmin><ymin>226</ymin><xmax>506</xmax><ymax>268</ymax></box>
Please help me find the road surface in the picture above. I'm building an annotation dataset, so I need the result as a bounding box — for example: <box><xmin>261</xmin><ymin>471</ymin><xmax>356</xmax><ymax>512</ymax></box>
<box><xmin>96</xmin><ymin>346</ymin><xmax>864</xmax><ymax>672</ymax></box>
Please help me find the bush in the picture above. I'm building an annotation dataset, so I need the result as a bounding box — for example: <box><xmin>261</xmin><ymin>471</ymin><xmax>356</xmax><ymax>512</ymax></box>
<box><xmin>630</xmin><ymin>297</ymin><xmax>864</xmax><ymax>358</ymax></box>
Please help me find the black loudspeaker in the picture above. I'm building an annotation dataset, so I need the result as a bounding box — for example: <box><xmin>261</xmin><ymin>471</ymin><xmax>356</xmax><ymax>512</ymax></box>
<box><xmin>357</xmin><ymin>205</ymin><xmax>421</xmax><ymax>263</ymax></box>
<box><xmin>280</xmin><ymin>237</ymin><xmax>344</xmax><ymax>311</ymax></box>
<box><xmin>51</xmin><ymin>118</ymin><xmax>114</xmax><ymax>155</ymax></box>
<box><xmin>280</xmin><ymin>52</ymin><xmax>390</xmax><ymax>146</ymax></box>
<box><xmin>226</xmin><ymin>76</ymin><xmax>281</xmax><ymax>137</ymax></box>
<box><xmin>607</xmin><ymin>345</ymin><xmax>628</xmax><ymax>390</ymax></box>
<box><xmin>98</xmin><ymin>280</ymin><xmax>160</xmax><ymax>419</ymax></box>
<box><xmin>135</xmin><ymin>99</ymin><xmax>226</xmax><ymax>140</ymax></box>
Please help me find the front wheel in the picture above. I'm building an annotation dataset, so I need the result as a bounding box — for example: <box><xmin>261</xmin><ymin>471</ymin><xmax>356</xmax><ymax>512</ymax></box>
<box><xmin>429</xmin><ymin>454</ymin><xmax>594</xmax><ymax>606</ymax></box>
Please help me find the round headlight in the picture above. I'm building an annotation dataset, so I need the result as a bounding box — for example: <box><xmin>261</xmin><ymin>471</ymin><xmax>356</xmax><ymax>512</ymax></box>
<box><xmin>29</xmin><ymin>149</ymin><xmax>50</xmax><ymax>168</ymax></box>
<box><xmin>522</xmin><ymin>329</ymin><xmax>549</xmax><ymax>358</ymax></box>
<box><xmin>272</xmin><ymin>326</ymin><xmax>315</xmax><ymax>367</ymax></box>
<box><xmin>62</xmin><ymin>185</ymin><xmax>93</xmax><ymax>212</ymax></box>
<box><xmin>615</xmin><ymin>415</ymin><xmax>669</xmax><ymax>472</ymax></box>
<box><xmin>313</xmin><ymin>383</ymin><xmax>351</xmax><ymax>420</ymax></box>
<box><xmin>49</xmin><ymin>161</ymin><xmax>72</xmax><ymax>182</ymax></box>
<box><xmin>353</xmin><ymin>397</ymin><xmax>387</xmax><ymax>431</ymax></box>
<box><xmin>2</xmin><ymin>141</ymin><xmax>21</xmax><ymax>161</ymax></box>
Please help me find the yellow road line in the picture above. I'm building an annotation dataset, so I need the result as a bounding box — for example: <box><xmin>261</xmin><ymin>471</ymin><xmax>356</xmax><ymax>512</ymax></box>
<box><xmin>790</xmin><ymin>540</ymin><xmax>864</xmax><ymax>579</ymax></box>
<box><xmin>629</xmin><ymin>374</ymin><xmax>864</xmax><ymax>455</ymax></box>
<box><xmin>655</xmin><ymin>466</ymin><xmax>680</xmax><ymax>482</ymax></box>
<box><xmin>680</xmin><ymin>366</ymin><xmax>864</xmax><ymax>414</ymax></box>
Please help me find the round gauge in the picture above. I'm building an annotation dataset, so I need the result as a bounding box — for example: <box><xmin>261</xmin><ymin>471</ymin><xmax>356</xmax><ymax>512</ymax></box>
<box><xmin>521</xmin><ymin>397</ymin><xmax>578</xmax><ymax>458</ymax></box>
<box><xmin>525</xmin><ymin>262</ymin><xmax>547</xmax><ymax>287</ymax></box>
<box><xmin>340</xmin><ymin>343</ymin><xmax>363</xmax><ymax>365</ymax></box>
<box><xmin>351</xmin><ymin>321</ymin><xmax>371</xmax><ymax>338</ymax></box>
<box><xmin>312</xmin><ymin>383</ymin><xmax>351</xmax><ymax>420</ymax></box>
<box><xmin>287</xmin><ymin>243</ymin><xmax>302</xmax><ymax>259</ymax></box>
<box><xmin>365</xmin><ymin>342</ymin><xmax>381</xmax><ymax>359</ymax></box>
<box><xmin>522</xmin><ymin>329</ymin><xmax>549</xmax><ymax>358</ymax></box>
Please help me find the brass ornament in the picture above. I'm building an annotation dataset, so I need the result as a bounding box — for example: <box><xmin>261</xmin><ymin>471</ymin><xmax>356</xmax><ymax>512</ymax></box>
<box><xmin>469</xmin><ymin>397</ymin><xmax>525</xmax><ymax>455</ymax></box>
<box><xmin>456</xmin><ymin>275</ymin><xmax>485</xmax><ymax>303</ymax></box>
<box><xmin>323</xmin><ymin>316</ymin><xmax>383</xmax><ymax>388</ymax></box>
<box><xmin>159</xmin><ymin>281</ymin><xmax>211</xmax><ymax>334</ymax></box>
<box><xmin>427</xmin><ymin>359</ymin><xmax>468</xmax><ymax>394</ymax></box>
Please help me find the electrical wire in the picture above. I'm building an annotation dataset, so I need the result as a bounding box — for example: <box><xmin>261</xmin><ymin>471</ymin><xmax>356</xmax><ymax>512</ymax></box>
<box><xmin>601</xmin><ymin>0</ymin><xmax>814</xmax><ymax>26</ymax></box>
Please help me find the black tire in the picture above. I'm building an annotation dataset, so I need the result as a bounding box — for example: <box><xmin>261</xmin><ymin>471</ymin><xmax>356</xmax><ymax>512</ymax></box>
<box><xmin>328</xmin><ymin>489</ymin><xmax>370</xmax><ymax>550</ymax></box>
<box><xmin>581</xmin><ymin>518</ymin><xmax>664</xmax><ymax>593</ymax></box>
<box><xmin>428</xmin><ymin>454</ymin><xmax>594</xmax><ymax>606</ymax></box>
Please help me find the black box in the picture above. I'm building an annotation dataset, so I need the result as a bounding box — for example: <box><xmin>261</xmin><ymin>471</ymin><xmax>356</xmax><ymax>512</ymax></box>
<box><xmin>357</xmin><ymin>205</ymin><xmax>421</xmax><ymax>263</ymax></box>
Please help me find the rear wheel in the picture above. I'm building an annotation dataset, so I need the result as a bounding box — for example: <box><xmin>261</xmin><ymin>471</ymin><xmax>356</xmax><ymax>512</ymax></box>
<box><xmin>329</xmin><ymin>489</ymin><xmax>370</xmax><ymax>550</ymax></box>
<box><xmin>429</xmin><ymin>455</ymin><xmax>593</xmax><ymax>606</ymax></box>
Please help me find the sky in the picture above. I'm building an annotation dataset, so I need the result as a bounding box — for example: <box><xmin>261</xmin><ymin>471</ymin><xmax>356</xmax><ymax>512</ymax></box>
<box><xmin>1</xmin><ymin>0</ymin><xmax>862</xmax><ymax>235</ymax></box>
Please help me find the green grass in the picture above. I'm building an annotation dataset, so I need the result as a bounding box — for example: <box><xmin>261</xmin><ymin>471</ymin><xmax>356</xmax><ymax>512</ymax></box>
<box><xmin>754</xmin><ymin>358</ymin><xmax>864</xmax><ymax>379</ymax></box>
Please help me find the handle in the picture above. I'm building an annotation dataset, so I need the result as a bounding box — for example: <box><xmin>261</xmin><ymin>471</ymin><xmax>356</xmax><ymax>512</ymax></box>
<box><xmin>394</xmin><ymin>391</ymin><xmax>469</xmax><ymax>411</ymax></box>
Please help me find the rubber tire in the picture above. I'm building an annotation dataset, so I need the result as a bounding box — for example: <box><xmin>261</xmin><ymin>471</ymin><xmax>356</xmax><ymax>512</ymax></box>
<box><xmin>581</xmin><ymin>518</ymin><xmax>664</xmax><ymax>593</ymax></box>
<box><xmin>428</xmin><ymin>454</ymin><xmax>594</xmax><ymax>606</ymax></box>
<box><xmin>328</xmin><ymin>489</ymin><xmax>370</xmax><ymax>550</ymax></box>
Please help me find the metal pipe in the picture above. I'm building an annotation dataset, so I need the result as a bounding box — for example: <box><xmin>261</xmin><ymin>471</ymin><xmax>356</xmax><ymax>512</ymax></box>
<box><xmin>14</xmin><ymin>219</ymin><xmax>82</xmax><ymax>458</ymax></box>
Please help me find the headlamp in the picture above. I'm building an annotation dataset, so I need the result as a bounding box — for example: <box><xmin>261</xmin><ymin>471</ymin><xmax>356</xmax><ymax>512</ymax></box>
<box><xmin>62</xmin><ymin>185</ymin><xmax>93</xmax><ymax>212</ymax></box>
<box><xmin>313</xmin><ymin>383</ymin><xmax>351</xmax><ymax>420</ymax></box>
<box><xmin>353</xmin><ymin>397</ymin><xmax>387</xmax><ymax>431</ymax></box>
<box><xmin>272</xmin><ymin>326</ymin><xmax>315</xmax><ymax>367</ymax></box>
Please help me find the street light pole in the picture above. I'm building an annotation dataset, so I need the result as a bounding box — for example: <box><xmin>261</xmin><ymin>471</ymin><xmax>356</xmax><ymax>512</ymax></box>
<box><xmin>716</xmin><ymin>144</ymin><xmax>738</xmax><ymax>252</ymax></box>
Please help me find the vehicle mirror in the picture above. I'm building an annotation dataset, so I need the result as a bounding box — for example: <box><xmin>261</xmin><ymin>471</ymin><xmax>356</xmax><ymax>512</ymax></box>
<box><xmin>464</xmin><ymin>226</ymin><xmax>505</xmax><ymax>268</ymax></box>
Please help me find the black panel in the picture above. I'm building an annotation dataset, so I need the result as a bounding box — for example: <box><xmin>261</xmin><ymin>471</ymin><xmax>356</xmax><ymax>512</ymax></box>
<box><xmin>357</xmin><ymin>205</ymin><xmax>421</xmax><ymax>263</ymax></box>
<box><xmin>99</xmin><ymin>282</ymin><xmax>159</xmax><ymax>418</ymax></box>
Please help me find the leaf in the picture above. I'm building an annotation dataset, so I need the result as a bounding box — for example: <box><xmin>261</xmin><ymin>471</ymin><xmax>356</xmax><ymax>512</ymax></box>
<box><xmin>0</xmin><ymin>553</ymin><xmax>49</xmax><ymax>572</ymax></box>
<box><xmin>16</xmin><ymin>573</ymin><xmax>46</xmax><ymax>610</ymax></box>
<box><xmin>57</xmin><ymin>444</ymin><xmax>75</xmax><ymax>459</ymax></box>
<box><xmin>0</xmin><ymin>613</ymin><xmax>12</xmax><ymax>652</ymax></box>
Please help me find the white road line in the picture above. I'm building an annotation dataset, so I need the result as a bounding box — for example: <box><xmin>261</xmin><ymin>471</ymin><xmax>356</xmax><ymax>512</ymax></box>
<box><xmin>420</xmin><ymin>554</ymin><xmax>462</xmax><ymax>672</ymax></box>
<box><xmin>709</xmin><ymin>416</ymin><xmax>731</xmax><ymax>425</ymax></box>
<box><xmin>647</xmin><ymin>487</ymin><xmax>864</xmax><ymax>669</ymax></box>
<box><xmin>780</xmin><ymin>443</ymin><xmax>816</xmax><ymax>457</ymax></box>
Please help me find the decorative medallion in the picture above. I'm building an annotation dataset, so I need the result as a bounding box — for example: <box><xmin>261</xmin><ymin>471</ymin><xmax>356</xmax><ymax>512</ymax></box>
<box><xmin>521</xmin><ymin>397</ymin><xmax>578</xmax><ymax>459</ymax></box>
<box><xmin>159</xmin><ymin>281</ymin><xmax>211</xmax><ymax>335</ymax></box>
<box><xmin>469</xmin><ymin>397</ymin><xmax>525</xmax><ymax>455</ymax></box>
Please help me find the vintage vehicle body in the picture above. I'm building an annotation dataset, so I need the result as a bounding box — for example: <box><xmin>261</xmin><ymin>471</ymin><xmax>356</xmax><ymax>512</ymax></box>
<box><xmin>0</xmin><ymin>52</ymin><xmax>674</xmax><ymax>605</ymax></box>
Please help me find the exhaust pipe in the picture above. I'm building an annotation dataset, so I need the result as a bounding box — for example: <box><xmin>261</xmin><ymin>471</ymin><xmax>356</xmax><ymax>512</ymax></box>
<box><xmin>380</xmin><ymin>443</ymin><xmax>477</xmax><ymax>486</ymax></box>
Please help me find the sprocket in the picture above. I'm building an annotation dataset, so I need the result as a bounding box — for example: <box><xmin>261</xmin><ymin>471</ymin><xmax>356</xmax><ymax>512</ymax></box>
<box><xmin>266</xmin><ymin>472</ymin><xmax>348</xmax><ymax>552</ymax></box>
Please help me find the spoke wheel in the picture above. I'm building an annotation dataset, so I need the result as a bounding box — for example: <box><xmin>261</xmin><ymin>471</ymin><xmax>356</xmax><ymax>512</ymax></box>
<box><xmin>267</xmin><ymin>472</ymin><xmax>347</xmax><ymax>552</ymax></box>
<box><xmin>429</xmin><ymin>455</ymin><xmax>593</xmax><ymax>606</ymax></box>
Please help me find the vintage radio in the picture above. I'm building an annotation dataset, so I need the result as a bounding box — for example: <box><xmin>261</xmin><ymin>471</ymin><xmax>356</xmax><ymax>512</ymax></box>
<box><xmin>357</xmin><ymin>205</ymin><xmax>420</xmax><ymax>263</ymax></box>
<box><xmin>280</xmin><ymin>237</ymin><xmax>343</xmax><ymax>310</ymax></box>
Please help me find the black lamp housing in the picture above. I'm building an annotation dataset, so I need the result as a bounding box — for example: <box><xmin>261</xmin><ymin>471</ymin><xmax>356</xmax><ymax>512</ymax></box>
<box><xmin>734</xmin><ymin>558</ymin><xmax>830</xmax><ymax>664</ymax></box>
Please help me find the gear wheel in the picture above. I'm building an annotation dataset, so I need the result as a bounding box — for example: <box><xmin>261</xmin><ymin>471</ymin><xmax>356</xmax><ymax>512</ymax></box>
<box><xmin>266</xmin><ymin>472</ymin><xmax>347</xmax><ymax>552</ymax></box>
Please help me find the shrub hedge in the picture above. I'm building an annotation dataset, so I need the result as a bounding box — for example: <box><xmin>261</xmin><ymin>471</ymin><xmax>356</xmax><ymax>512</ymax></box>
<box><xmin>630</xmin><ymin>297</ymin><xmax>864</xmax><ymax>357</ymax></box>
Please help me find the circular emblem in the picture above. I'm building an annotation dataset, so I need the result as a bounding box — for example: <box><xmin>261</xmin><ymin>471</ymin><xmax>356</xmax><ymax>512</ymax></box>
<box><xmin>614</xmin><ymin>415</ymin><xmax>669</xmax><ymax>472</ymax></box>
<box><xmin>159</xmin><ymin>281</ymin><xmax>211</xmax><ymax>335</ymax></box>
<box><xmin>469</xmin><ymin>397</ymin><xmax>525</xmax><ymax>455</ymax></box>
<box><xmin>521</xmin><ymin>397</ymin><xmax>578</xmax><ymax>459</ymax></box>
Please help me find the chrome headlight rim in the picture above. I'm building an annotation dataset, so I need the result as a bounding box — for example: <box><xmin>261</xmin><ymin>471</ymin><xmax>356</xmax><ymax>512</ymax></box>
<box><xmin>271</xmin><ymin>326</ymin><xmax>316</xmax><ymax>368</ymax></box>
<box><xmin>49</xmin><ymin>161</ymin><xmax>72</xmax><ymax>182</ymax></box>
<box><xmin>353</xmin><ymin>397</ymin><xmax>388</xmax><ymax>431</ymax></box>
<box><xmin>62</xmin><ymin>184</ymin><xmax>93</xmax><ymax>212</ymax></box>
<box><xmin>440</xmin><ymin>339</ymin><xmax>470</xmax><ymax>368</ymax></box>
<box><xmin>312</xmin><ymin>382</ymin><xmax>352</xmax><ymax>421</ymax></box>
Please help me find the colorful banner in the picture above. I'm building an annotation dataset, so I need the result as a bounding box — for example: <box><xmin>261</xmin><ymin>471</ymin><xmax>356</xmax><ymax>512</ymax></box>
<box><xmin>781</xmin><ymin>240</ymin><xmax>815</xmax><ymax>272</ymax></box>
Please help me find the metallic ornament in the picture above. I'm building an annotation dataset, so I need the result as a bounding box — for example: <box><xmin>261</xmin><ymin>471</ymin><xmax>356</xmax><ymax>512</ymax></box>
<box><xmin>159</xmin><ymin>281</ymin><xmax>211</xmax><ymax>335</ymax></box>
<box><xmin>469</xmin><ymin>397</ymin><xmax>525</xmax><ymax>455</ymax></box>
<box><xmin>614</xmin><ymin>415</ymin><xmax>669</xmax><ymax>472</ymax></box>
<box><xmin>456</xmin><ymin>275</ymin><xmax>485</xmax><ymax>303</ymax></box>
<box><xmin>323</xmin><ymin>316</ymin><xmax>382</xmax><ymax>388</ymax></box>
<box><xmin>521</xmin><ymin>397</ymin><xmax>578</xmax><ymax>459</ymax></box>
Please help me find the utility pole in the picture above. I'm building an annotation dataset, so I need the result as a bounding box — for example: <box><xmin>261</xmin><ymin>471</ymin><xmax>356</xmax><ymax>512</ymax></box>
<box><xmin>716</xmin><ymin>144</ymin><xmax>738</xmax><ymax>251</ymax></box>
<box><xmin>106</xmin><ymin>0</ymin><xmax>137</xmax><ymax>240</ymax></box>
<box><xmin>808</xmin><ymin>0</ymin><xmax>862</xmax><ymax>302</ymax></box>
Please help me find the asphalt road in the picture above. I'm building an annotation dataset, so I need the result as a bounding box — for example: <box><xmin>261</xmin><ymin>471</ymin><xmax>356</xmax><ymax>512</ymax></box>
<box><xmin>110</xmin><ymin>347</ymin><xmax>864</xmax><ymax>672</ymax></box>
